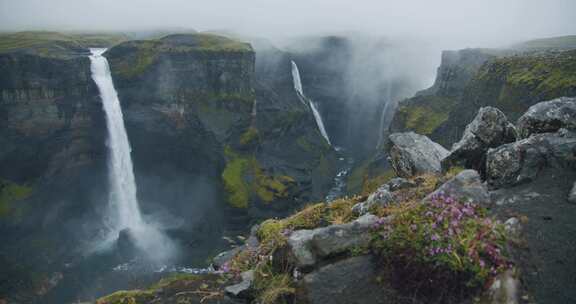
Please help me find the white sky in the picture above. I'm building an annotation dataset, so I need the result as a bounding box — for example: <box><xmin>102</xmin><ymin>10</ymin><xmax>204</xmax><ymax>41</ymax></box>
<box><xmin>1</xmin><ymin>0</ymin><xmax>575</xmax><ymax>48</ymax></box>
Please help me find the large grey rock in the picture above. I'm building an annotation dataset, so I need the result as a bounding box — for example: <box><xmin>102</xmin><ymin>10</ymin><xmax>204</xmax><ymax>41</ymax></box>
<box><xmin>287</xmin><ymin>214</ymin><xmax>379</xmax><ymax>268</ymax></box>
<box><xmin>484</xmin><ymin>269</ymin><xmax>519</xmax><ymax>304</ymax></box>
<box><xmin>296</xmin><ymin>255</ymin><xmax>397</xmax><ymax>304</ymax></box>
<box><xmin>517</xmin><ymin>97</ymin><xmax>576</xmax><ymax>138</ymax></box>
<box><xmin>352</xmin><ymin>185</ymin><xmax>394</xmax><ymax>215</ymax></box>
<box><xmin>442</xmin><ymin>107</ymin><xmax>517</xmax><ymax>175</ymax></box>
<box><xmin>423</xmin><ymin>170</ymin><xmax>491</xmax><ymax>205</ymax></box>
<box><xmin>212</xmin><ymin>247</ymin><xmax>243</xmax><ymax>271</ymax></box>
<box><xmin>486</xmin><ymin>129</ymin><xmax>576</xmax><ymax>189</ymax></box>
<box><xmin>569</xmin><ymin>182</ymin><xmax>576</xmax><ymax>204</ymax></box>
<box><xmin>224</xmin><ymin>270</ymin><xmax>254</xmax><ymax>299</ymax></box>
<box><xmin>388</xmin><ymin>132</ymin><xmax>449</xmax><ymax>177</ymax></box>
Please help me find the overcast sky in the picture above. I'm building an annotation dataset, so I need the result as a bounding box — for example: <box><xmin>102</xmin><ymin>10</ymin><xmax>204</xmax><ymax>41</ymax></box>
<box><xmin>1</xmin><ymin>0</ymin><xmax>575</xmax><ymax>48</ymax></box>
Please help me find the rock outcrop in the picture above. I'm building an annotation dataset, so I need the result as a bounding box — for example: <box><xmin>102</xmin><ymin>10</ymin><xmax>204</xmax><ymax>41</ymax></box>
<box><xmin>424</xmin><ymin>169</ymin><xmax>491</xmax><ymax>205</ymax></box>
<box><xmin>441</xmin><ymin>107</ymin><xmax>517</xmax><ymax>175</ymax></box>
<box><xmin>295</xmin><ymin>255</ymin><xmax>393</xmax><ymax>304</ymax></box>
<box><xmin>388</xmin><ymin>132</ymin><xmax>449</xmax><ymax>177</ymax></box>
<box><xmin>287</xmin><ymin>214</ymin><xmax>379</xmax><ymax>268</ymax></box>
<box><xmin>352</xmin><ymin>177</ymin><xmax>415</xmax><ymax>215</ymax></box>
<box><xmin>516</xmin><ymin>97</ymin><xmax>576</xmax><ymax>138</ymax></box>
<box><xmin>486</xmin><ymin>129</ymin><xmax>576</xmax><ymax>188</ymax></box>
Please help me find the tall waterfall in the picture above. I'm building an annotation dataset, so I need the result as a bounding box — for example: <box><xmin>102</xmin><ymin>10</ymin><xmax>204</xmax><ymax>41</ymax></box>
<box><xmin>291</xmin><ymin>61</ymin><xmax>332</xmax><ymax>145</ymax></box>
<box><xmin>89</xmin><ymin>48</ymin><xmax>172</xmax><ymax>260</ymax></box>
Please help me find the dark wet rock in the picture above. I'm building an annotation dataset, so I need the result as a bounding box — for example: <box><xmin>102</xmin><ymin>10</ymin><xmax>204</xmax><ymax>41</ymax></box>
<box><xmin>287</xmin><ymin>214</ymin><xmax>379</xmax><ymax>268</ymax></box>
<box><xmin>489</xmin><ymin>169</ymin><xmax>576</xmax><ymax>303</ymax></box>
<box><xmin>569</xmin><ymin>182</ymin><xmax>576</xmax><ymax>204</ymax></box>
<box><xmin>424</xmin><ymin>169</ymin><xmax>491</xmax><ymax>205</ymax></box>
<box><xmin>388</xmin><ymin>132</ymin><xmax>449</xmax><ymax>177</ymax></box>
<box><xmin>486</xmin><ymin>129</ymin><xmax>576</xmax><ymax>189</ymax></box>
<box><xmin>212</xmin><ymin>247</ymin><xmax>243</xmax><ymax>271</ymax></box>
<box><xmin>116</xmin><ymin>228</ymin><xmax>139</xmax><ymax>258</ymax></box>
<box><xmin>516</xmin><ymin>97</ymin><xmax>576</xmax><ymax>138</ymax></box>
<box><xmin>295</xmin><ymin>255</ymin><xmax>396</xmax><ymax>304</ymax></box>
<box><xmin>224</xmin><ymin>270</ymin><xmax>254</xmax><ymax>299</ymax></box>
<box><xmin>441</xmin><ymin>107</ymin><xmax>517</xmax><ymax>175</ymax></box>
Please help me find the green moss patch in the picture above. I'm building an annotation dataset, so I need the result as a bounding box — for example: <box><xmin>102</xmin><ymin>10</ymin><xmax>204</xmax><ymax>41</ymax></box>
<box><xmin>0</xmin><ymin>179</ymin><xmax>32</xmax><ymax>218</ymax></box>
<box><xmin>221</xmin><ymin>146</ymin><xmax>296</xmax><ymax>208</ymax></box>
<box><xmin>0</xmin><ymin>31</ymin><xmax>127</xmax><ymax>57</ymax></box>
<box><xmin>240</xmin><ymin>126</ymin><xmax>259</xmax><ymax>146</ymax></box>
<box><xmin>97</xmin><ymin>273</ymin><xmax>226</xmax><ymax>304</ymax></box>
<box><xmin>473</xmin><ymin>50</ymin><xmax>576</xmax><ymax>117</ymax></box>
<box><xmin>395</xmin><ymin>95</ymin><xmax>457</xmax><ymax>135</ymax></box>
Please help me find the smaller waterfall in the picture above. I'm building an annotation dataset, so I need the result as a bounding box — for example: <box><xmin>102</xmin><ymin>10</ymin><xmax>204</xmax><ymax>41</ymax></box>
<box><xmin>291</xmin><ymin>61</ymin><xmax>307</xmax><ymax>105</ymax></box>
<box><xmin>376</xmin><ymin>57</ymin><xmax>395</xmax><ymax>149</ymax></box>
<box><xmin>291</xmin><ymin>60</ymin><xmax>332</xmax><ymax>145</ymax></box>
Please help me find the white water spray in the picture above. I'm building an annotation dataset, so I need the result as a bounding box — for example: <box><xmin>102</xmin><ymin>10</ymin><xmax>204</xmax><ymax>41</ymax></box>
<box><xmin>376</xmin><ymin>55</ymin><xmax>395</xmax><ymax>149</ymax></box>
<box><xmin>291</xmin><ymin>60</ymin><xmax>332</xmax><ymax>145</ymax></box>
<box><xmin>89</xmin><ymin>48</ymin><xmax>174</xmax><ymax>261</ymax></box>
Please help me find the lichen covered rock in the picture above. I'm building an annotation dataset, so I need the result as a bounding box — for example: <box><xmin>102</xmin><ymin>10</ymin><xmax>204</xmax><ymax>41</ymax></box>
<box><xmin>287</xmin><ymin>214</ymin><xmax>379</xmax><ymax>268</ymax></box>
<box><xmin>442</xmin><ymin>107</ymin><xmax>517</xmax><ymax>175</ymax></box>
<box><xmin>423</xmin><ymin>170</ymin><xmax>491</xmax><ymax>205</ymax></box>
<box><xmin>486</xmin><ymin>129</ymin><xmax>576</xmax><ymax>188</ymax></box>
<box><xmin>388</xmin><ymin>132</ymin><xmax>449</xmax><ymax>177</ymax></box>
<box><xmin>516</xmin><ymin>97</ymin><xmax>576</xmax><ymax>138</ymax></box>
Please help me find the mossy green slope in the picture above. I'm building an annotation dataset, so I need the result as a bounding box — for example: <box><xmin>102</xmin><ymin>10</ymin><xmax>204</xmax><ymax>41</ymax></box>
<box><xmin>391</xmin><ymin>49</ymin><xmax>576</xmax><ymax>147</ymax></box>
<box><xmin>0</xmin><ymin>179</ymin><xmax>32</xmax><ymax>218</ymax></box>
<box><xmin>0</xmin><ymin>31</ymin><xmax>128</xmax><ymax>58</ymax></box>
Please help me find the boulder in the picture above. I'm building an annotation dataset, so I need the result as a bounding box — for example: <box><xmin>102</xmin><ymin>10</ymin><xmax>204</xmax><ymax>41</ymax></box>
<box><xmin>287</xmin><ymin>214</ymin><xmax>380</xmax><ymax>268</ymax></box>
<box><xmin>388</xmin><ymin>132</ymin><xmax>449</xmax><ymax>177</ymax></box>
<box><xmin>352</xmin><ymin>185</ymin><xmax>394</xmax><ymax>215</ymax></box>
<box><xmin>441</xmin><ymin>107</ymin><xmax>517</xmax><ymax>175</ymax></box>
<box><xmin>516</xmin><ymin>97</ymin><xmax>576</xmax><ymax>139</ymax></box>
<box><xmin>212</xmin><ymin>247</ymin><xmax>243</xmax><ymax>271</ymax></box>
<box><xmin>484</xmin><ymin>269</ymin><xmax>519</xmax><ymax>304</ymax></box>
<box><xmin>423</xmin><ymin>170</ymin><xmax>491</xmax><ymax>205</ymax></box>
<box><xmin>569</xmin><ymin>182</ymin><xmax>576</xmax><ymax>204</ymax></box>
<box><xmin>224</xmin><ymin>270</ymin><xmax>254</xmax><ymax>299</ymax></box>
<box><xmin>295</xmin><ymin>255</ymin><xmax>396</xmax><ymax>304</ymax></box>
<box><xmin>486</xmin><ymin>129</ymin><xmax>576</xmax><ymax>189</ymax></box>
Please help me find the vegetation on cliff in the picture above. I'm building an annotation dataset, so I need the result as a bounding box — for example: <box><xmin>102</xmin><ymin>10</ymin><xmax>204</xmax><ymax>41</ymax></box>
<box><xmin>108</xmin><ymin>33</ymin><xmax>252</xmax><ymax>79</ymax></box>
<box><xmin>222</xmin><ymin>146</ymin><xmax>295</xmax><ymax>208</ymax></box>
<box><xmin>0</xmin><ymin>179</ymin><xmax>32</xmax><ymax>218</ymax></box>
<box><xmin>0</xmin><ymin>31</ymin><xmax>127</xmax><ymax>57</ymax></box>
<box><xmin>391</xmin><ymin>47</ymin><xmax>576</xmax><ymax>147</ymax></box>
<box><xmin>220</xmin><ymin>171</ymin><xmax>509</xmax><ymax>303</ymax></box>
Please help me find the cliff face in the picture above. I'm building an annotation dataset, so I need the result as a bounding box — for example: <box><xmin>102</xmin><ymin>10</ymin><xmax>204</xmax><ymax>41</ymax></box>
<box><xmin>0</xmin><ymin>32</ymin><xmax>336</xmax><ymax>302</ymax></box>
<box><xmin>390</xmin><ymin>47</ymin><xmax>576</xmax><ymax>147</ymax></box>
<box><xmin>107</xmin><ymin>34</ymin><xmax>335</xmax><ymax>225</ymax></box>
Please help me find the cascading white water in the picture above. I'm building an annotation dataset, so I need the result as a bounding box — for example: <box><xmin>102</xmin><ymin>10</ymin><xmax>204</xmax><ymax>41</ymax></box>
<box><xmin>291</xmin><ymin>60</ymin><xmax>332</xmax><ymax>145</ymax></box>
<box><xmin>376</xmin><ymin>55</ymin><xmax>395</xmax><ymax>149</ymax></box>
<box><xmin>89</xmin><ymin>48</ymin><xmax>173</xmax><ymax>260</ymax></box>
<box><xmin>290</xmin><ymin>61</ymin><xmax>306</xmax><ymax>105</ymax></box>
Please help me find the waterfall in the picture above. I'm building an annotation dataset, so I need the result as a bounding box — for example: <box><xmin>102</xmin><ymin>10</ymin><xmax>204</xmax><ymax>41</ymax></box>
<box><xmin>89</xmin><ymin>48</ymin><xmax>173</xmax><ymax>260</ymax></box>
<box><xmin>376</xmin><ymin>56</ymin><xmax>395</xmax><ymax>149</ymax></box>
<box><xmin>291</xmin><ymin>61</ymin><xmax>306</xmax><ymax>105</ymax></box>
<box><xmin>291</xmin><ymin>60</ymin><xmax>332</xmax><ymax>145</ymax></box>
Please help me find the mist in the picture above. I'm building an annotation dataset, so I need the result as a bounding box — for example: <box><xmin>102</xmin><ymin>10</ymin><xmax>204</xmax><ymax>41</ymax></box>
<box><xmin>1</xmin><ymin>0</ymin><xmax>575</xmax><ymax>50</ymax></box>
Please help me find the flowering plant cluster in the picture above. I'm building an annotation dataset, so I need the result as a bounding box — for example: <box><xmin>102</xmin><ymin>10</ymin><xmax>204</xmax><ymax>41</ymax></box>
<box><xmin>371</xmin><ymin>192</ymin><xmax>510</xmax><ymax>297</ymax></box>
